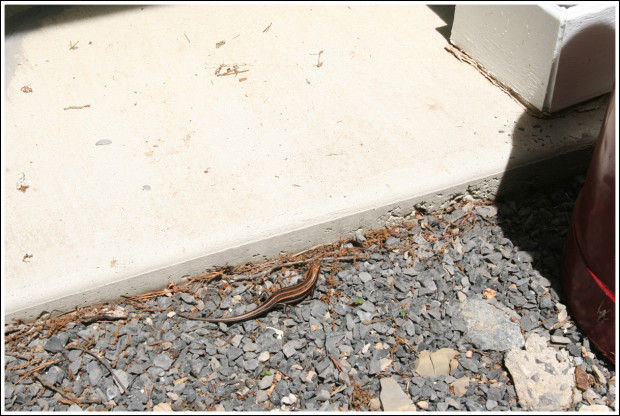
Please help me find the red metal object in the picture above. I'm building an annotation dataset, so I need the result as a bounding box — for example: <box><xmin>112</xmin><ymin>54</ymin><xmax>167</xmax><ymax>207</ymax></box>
<box><xmin>562</xmin><ymin>90</ymin><xmax>616</xmax><ymax>363</ymax></box>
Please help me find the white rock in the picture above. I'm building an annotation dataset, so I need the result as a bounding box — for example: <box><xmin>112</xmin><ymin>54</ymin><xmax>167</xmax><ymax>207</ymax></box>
<box><xmin>414</xmin><ymin>350</ymin><xmax>434</xmax><ymax>376</ymax></box>
<box><xmin>505</xmin><ymin>333</ymin><xmax>574</xmax><ymax>411</ymax></box>
<box><xmin>578</xmin><ymin>404</ymin><xmax>611</xmax><ymax>412</ymax></box>
<box><xmin>258</xmin><ymin>351</ymin><xmax>270</xmax><ymax>362</ymax></box>
<box><xmin>369</xmin><ymin>397</ymin><xmax>382</xmax><ymax>411</ymax></box>
<box><xmin>451</xmin><ymin>376</ymin><xmax>470</xmax><ymax>397</ymax></box>
<box><xmin>316</xmin><ymin>389</ymin><xmax>331</xmax><ymax>402</ymax></box>
<box><xmin>591</xmin><ymin>364</ymin><xmax>606</xmax><ymax>385</ymax></box>
<box><xmin>556</xmin><ymin>303</ymin><xmax>568</xmax><ymax>322</ymax></box>
<box><xmin>414</xmin><ymin>348</ymin><xmax>459</xmax><ymax>377</ymax></box>
<box><xmin>379</xmin><ymin>357</ymin><xmax>393</xmax><ymax>371</ymax></box>
<box><xmin>153</xmin><ymin>402</ymin><xmax>173</xmax><ymax>412</ymax></box>
<box><xmin>416</xmin><ymin>400</ymin><xmax>429</xmax><ymax>409</ymax></box>
<box><xmin>281</xmin><ymin>394</ymin><xmax>297</xmax><ymax>405</ymax></box>
<box><xmin>305</xmin><ymin>370</ymin><xmax>317</xmax><ymax>383</ymax></box>
<box><xmin>379</xmin><ymin>377</ymin><xmax>415</xmax><ymax>411</ymax></box>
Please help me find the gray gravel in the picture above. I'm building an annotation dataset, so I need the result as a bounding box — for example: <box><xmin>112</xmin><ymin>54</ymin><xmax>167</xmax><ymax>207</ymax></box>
<box><xmin>4</xmin><ymin>174</ymin><xmax>616</xmax><ymax>411</ymax></box>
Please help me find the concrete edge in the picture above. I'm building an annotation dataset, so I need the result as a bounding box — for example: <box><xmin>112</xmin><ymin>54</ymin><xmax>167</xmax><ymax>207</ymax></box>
<box><xmin>5</xmin><ymin>147</ymin><xmax>594</xmax><ymax>323</ymax></box>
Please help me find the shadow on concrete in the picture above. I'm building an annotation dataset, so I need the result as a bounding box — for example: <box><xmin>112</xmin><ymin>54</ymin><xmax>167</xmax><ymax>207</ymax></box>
<box><xmin>4</xmin><ymin>5</ymin><xmax>150</xmax><ymax>96</ymax></box>
<box><xmin>427</xmin><ymin>5</ymin><xmax>455</xmax><ymax>42</ymax></box>
<box><xmin>491</xmin><ymin>23</ymin><xmax>614</xmax><ymax>343</ymax></box>
<box><xmin>5</xmin><ymin>5</ymin><xmax>146</xmax><ymax>36</ymax></box>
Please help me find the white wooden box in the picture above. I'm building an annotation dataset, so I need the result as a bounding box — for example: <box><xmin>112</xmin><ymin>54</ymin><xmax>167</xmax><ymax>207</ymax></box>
<box><xmin>450</xmin><ymin>4</ymin><xmax>616</xmax><ymax>114</ymax></box>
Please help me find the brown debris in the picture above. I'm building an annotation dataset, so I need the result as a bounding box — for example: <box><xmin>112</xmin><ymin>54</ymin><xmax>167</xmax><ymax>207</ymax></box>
<box><xmin>214</xmin><ymin>64</ymin><xmax>249</xmax><ymax>77</ymax></box>
<box><xmin>350</xmin><ymin>381</ymin><xmax>373</xmax><ymax>410</ymax></box>
<box><xmin>63</xmin><ymin>104</ymin><xmax>90</xmax><ymax>110</ymax></box>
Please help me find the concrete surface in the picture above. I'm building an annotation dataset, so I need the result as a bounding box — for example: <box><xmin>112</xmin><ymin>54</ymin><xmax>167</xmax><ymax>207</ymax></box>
<box><xmin>2</xmin><ymin>5</ymin><xmax>608</xmax><ymax>321</ymax></box>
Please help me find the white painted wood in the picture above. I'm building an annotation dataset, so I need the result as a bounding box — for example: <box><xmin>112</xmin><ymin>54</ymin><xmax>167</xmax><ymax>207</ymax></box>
<box><xmin>451</xmin><ymin>4</ymin><xmax>616</xmax><ymax>113</ymax></box>
<box><xmin>546</xmin><ymin>4</ymin><xmax>616</xmax><ymax>112</ymax></box>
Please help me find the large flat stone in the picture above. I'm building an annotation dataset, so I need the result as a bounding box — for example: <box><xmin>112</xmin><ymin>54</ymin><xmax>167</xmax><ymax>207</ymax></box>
<box><xmin>505</xmin><ymin>333</ymin><xmax>575</xmax><ymax>411</ymax></box>
<box><xmin>456</xmin><ymin>299</ymin><xmax>525</xmax><ymax>351</ymax></box>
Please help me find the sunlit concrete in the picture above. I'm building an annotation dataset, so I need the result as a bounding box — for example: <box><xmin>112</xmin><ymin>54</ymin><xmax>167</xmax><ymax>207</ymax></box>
<box><xmin>3</xmin><ymin>5</ymin><xmax>606</xmax><ymax>321</ymax></box>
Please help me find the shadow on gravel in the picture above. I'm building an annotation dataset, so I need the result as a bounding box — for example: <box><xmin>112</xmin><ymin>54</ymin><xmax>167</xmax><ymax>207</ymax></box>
<box><xmin>494</xmin><ymin>114</ymin><xmax>597</xmax><ymax>307</ymax></box>
<box><xmin>493</xmin><ymin>22</ymin><xmax>614</xmax><ymax>314</ymax></box>
<box><xmin>493</xmin><ymin>104</ymin><xmax>613</xmax><ymax>367</ymax></box>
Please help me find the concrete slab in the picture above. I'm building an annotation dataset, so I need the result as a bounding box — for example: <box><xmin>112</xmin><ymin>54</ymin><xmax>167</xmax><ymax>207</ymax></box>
<box><xmin>2</xmin><ymin>5</ymin><xmax>607</xmax><ymax>321</ymax></box>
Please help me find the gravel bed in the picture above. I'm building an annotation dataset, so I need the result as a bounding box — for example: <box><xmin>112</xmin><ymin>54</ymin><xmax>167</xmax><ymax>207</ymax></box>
<box><xmin>4</xmin><ymin>173</ymin><xmax>616</xmax><ymax>412</ymax></box>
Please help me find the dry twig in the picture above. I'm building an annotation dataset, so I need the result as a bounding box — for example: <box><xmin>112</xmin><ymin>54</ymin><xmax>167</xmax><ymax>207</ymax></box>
<box><xmin>32</xmin><ymin>372</ymin><xmax>82</xmax><ymax>406</ymax></box>
<box><xmin>14</xmin><ymin>359</ymin><xmax>60</xmax><ymax>384</ymax></box>
<box><xmin>67</xmin><ymin>346</ymin><xmax>129</xmax><ymax>395</ymax></box>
